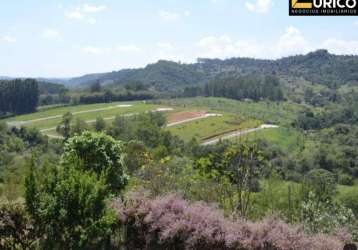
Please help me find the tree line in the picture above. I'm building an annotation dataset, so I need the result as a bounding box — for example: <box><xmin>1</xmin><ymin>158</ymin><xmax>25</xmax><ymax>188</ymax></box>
<box><xmin>0</xmin><ymin>79</ymin><xmax>39</xmax><ymax>115</ymax></box>
<box><xmin>183</xmin><ymin>74</ymin><xmax>284</xmax><ymax>101</ymax></box>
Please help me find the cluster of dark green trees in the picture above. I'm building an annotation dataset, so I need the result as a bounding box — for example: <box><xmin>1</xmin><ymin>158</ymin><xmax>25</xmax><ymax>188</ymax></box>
<box><xmin>78</xmin><ymin>89</ymin><xmax>154</xmax><ymax>104</ymax></box>
<box><xmin>183</xmin><ymin>75</ymin><xmax>284</xmax><ymax>101</ymax></box>
<box><xmin>0</xmin><ymin>79</ymin><xmax>39</xmax><ymax>115</ymax></box>
<box><xmin>205</xmin><ymin>75</ymin><xmax>284</xmax><ymax>101</ymax></box>
<box><xmin>58</xmin><ymin>50</ymin><xmax>358</xmax><ymax>93</ymax></box>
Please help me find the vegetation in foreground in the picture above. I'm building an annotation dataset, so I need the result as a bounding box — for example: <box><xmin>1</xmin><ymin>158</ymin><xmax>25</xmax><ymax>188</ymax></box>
<box><xmin>1</xmin><ymin>49</ymin><xmax>358</xmax><ymax>249</ymax></box>
<box><xmin>0</xmin><ymin>107</ymin><xmax>357</xmax><ymax>249</ymax></box>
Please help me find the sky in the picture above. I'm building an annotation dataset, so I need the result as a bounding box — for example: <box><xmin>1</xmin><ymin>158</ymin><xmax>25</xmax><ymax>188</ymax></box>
<box><xmin>0</xmin><ymin>0</ymin><xmax>358</xmax><ymax>78</ymax></box>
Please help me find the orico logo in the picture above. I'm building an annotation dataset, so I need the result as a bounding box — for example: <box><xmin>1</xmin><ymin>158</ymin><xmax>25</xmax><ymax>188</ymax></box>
<box><xmin>289</xmin><ymin>0</ymin><xmax>358</xmax><ymax>15</ymax></box>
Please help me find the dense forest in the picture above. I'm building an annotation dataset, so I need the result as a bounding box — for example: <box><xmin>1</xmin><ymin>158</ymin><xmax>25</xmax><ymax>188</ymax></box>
<box><xmin>183</xmin><ymin>74</ymin><xmax>284</xmax><ymax>101</ymax></box>
<box><xmin>42</xmin><ymin>50</ymin><xmax>358</xmax><ymax>91</ymax></box>
<box><xmin>0</xmin><ymin>79</ymin><xmax>39</xmax><ymax>116</ymax></box>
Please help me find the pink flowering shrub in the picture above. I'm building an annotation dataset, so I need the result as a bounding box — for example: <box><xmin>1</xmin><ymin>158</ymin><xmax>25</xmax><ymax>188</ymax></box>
<box><xmin>111</xmin><ymin>194</ymin><xmax>350</xmax><ymax>250</ymax></box>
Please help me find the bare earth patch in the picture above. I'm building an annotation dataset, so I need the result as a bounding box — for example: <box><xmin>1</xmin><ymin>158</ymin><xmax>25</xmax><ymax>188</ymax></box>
<box><xmin>167</xmin><ymin>111</ymin><xmax>223</xmax><ymax>127</ymax></box>
<box><xmin>167</xmin><ymin>111</ymin><xmax>207</xmax><ymax>124</ymax></box>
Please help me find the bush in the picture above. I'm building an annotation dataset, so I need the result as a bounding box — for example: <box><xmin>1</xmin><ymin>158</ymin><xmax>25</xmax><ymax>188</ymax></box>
<box><xmin>0</xmin><ymin>199</ymin><xmax>37</xmax><ymax>250</ymax></box>
<box><xmin>111</xmin><ymin>194</ymin><xmax>350</xmax><ymax>250</ymax></box>
<box><xmin>338</xmin><ymin>174</ymin><xmax>354</xmax><ymax>186</ymax></box>
<box><xmin>301</xmin><ymin>192</ymin><xmax>355</xmax><ymax>236</ymax></box>
<box><xmin>303</xmin><ymin>169</ymin><xmax>337</xmax><ymax>202</ymax></box>
<box><xmin>62</xmin><ymin>131</ymin><xmax>129</xmax><ymax>194</ymax></box>
<box><xmin>26</xmin><ymin>163</ymin><xmax>116</xmax><ymax>249</ymax></box>
<box><xmin>338</xmin><ymin>186</ymin><xmax>358</xmax><ymax>216</ymax></box>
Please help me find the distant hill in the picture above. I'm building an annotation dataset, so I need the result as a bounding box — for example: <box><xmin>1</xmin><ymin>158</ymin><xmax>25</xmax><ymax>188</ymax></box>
<box><xmin>59</xmin><ymin>60</ymin><xmax>205</xmax><ymax>90</ymax></box>
<box><xmin>3</xmin><ymin>50</ymin><xmax>358</xmax><ymax>90</ymax></box>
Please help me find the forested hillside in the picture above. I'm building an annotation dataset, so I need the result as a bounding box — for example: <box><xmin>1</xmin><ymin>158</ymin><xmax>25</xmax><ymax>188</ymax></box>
<box><xmin>54</xmin><ymin>50</ymin><xmax>358</xmax><ymax>91</ymax></box>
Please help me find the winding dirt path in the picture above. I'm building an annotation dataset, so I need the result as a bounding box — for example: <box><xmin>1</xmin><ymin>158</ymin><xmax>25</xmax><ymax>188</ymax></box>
<box><xmin>166</xmin><ymin>113</ymin><xmax>222</xmax><ymax>127</ymax></box>
<box><xmin>201</xmin><ymin>124</ymin><xmax>279</xmax><ymax>145</ymax></box>
<box><xmin>7</xmin><ymin>104</ymin><xmax>134</xmax><ymax>127</ymax></box>
<box><xmin>39</xmin><ymin>108</ymin><xmax>174</xmax><ymax>134</ymax></box>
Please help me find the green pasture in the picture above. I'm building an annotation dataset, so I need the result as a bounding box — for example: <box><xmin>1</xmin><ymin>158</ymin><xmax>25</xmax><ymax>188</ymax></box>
<box><xmin>159</xmin><ymin>97</ymin><xmax>304</xmax><ymax>125</ymax></box>
<box><xmin>4</xmin><ymin>101</ymin><xmax>161</xmax><ymax>132</ymax></box>
<box><xmin>168</xmin><ymin>111</ymin><xmax>261</xmax><ymax>142</ymax></box>
<box><xmin>2</xmin><ymin>97</ymin><xmax>296</xmax><ymax>143</ymax></box>
<box><xmin>243</xmin><ymin>127</ymin><xmax>304</xmax><ymax>153</ymax></box>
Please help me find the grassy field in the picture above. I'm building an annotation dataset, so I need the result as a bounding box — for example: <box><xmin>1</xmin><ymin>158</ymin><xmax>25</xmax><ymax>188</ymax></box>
<box><xmin>243</xmin><ymin>127</ymin><xmax>304</xmax><ymax>153</ymax></box>
<box><xmin>2</xmin><ymin>97</ymin><xmax>300</xmax><ymax>142</ymax></box>
<box><xmin>7</xmin><ymin>102</ymin><xmax>159</xmax><ymax>121</ymax></box>
<box><xmin>159</xmin><ymin>97</ymin><xmax>305</xmax><ymax>126</ymax></box>
<box><xmin>168</xmin><ymin>111</ymin><xmax>261</xmax><ymax>142</ymax></box>
<box><xmin>4</xmin><ymin>101</ymin><xmax>162</xmax><ymax>132</ymax></box>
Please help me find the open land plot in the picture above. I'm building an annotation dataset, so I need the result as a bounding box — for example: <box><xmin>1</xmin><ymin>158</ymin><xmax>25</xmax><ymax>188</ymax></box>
<box><xmin>243</xmin><ymin>127</ymin><xmax>305</xmax><ymax>153</ymax></box>
<box><xmin>201</xmin><ymin>124</ymin><xmax>279</xmax><ymax>145</ymax></box>
<box><xmin>2</xmin><ymin>98</ymin><xmax>285</xmax><ymax>143</ymax></box>
<box><xmin>4</xmin><ymin>102</ymin><xmax>162</xmax><ymax>130</ymax></box>
<box><xmin>167</xmin><ymin>111</ymin><xmax>223</xmax><ymax>127</ymax></box>
<box><xmin>167</xmin><ymin>111</ymin><xmax>262</xmax><ymax>142</ymax></box>
<box><xmin>167</xmin><ymin>111</ymin><xmax>208</xmax><ymax>123</ymax></box>
<box><xmin>159</xmin><ymin>97</ymin><xmax>304</xmax><ymax>126</ymax></box>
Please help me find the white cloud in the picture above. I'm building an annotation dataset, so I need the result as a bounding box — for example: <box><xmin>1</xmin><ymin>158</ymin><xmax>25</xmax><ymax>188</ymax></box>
<box><xmin>87</xmin><ymin>18</ymin><xmax>97</xmax><ymax>24</ymax></box>
<box><xmin>196</xmin><ymin>35</ymin><xmax>262</xmax><ymax>58</ymax></box>
<box><xmin>195</xmin><ymin>26</ymin><xmax>310</xmax><ymax>59</ymax></box>
<box><xmin>158</xmin><ymin>10</ymin><xmax>180</xmax><ymax>21</ymax></box>
<box><xmin>66</xmin><ymin>10</ymin><xmax>85</xmax><ymax>20</ymax></box>
<box><xmin>82</xmin><ymin>45</ymin><xmax>141</xmax><ymax>55</ymax></box>
<box><xmin>82</xmin><ymin>4</ymin><xmax>107</xmax><ymax>13</ymax></box>
<box><xmin>196</xmin><ymin>27</ymin><xmax>358</xmax><ymax>60</ymax></box>
<box><xmin>245</xmin><ymin>0</ymin><xmax>273</xmax><ymax>13</ymax></box>
<box><xmin>157</xmin><ymin>42</ymin><xmax>174</xmax><ymax>50</ymax></box>
<box><xmin>115</xmin><ymin>45</ymin><xmax>141</xmax><ymax>53</ymax></box>
<box><xmin>42</xmin><ymin>29</ymin><xmax>60</xmax><ymax>39</ymax></box>
<box><xmin>1</xmin><ymin>35</ymin><xmax>16</xmax><ymax>43</ymax></box>
<box><xmin>274</xmin><ymin>26</ymin><xmax>309</xmax><ymax>57</ymax></box>
<box><xmin>82</xmin><ymin>46</ymin><xmax>105</xmax><ymax>55</ymax></box>
<box><xmin>321</xmin><ymin>38</ymin><xmax>358</xmax><ymax>55</ymax></box>
<box><xmin>66</xmin><ymin>3</ymin><xmax>107</xmax><ymax>24</ymax></box>
<box><xmin>158</xmin><ymin>10</ymin><xmax>191</xmax><ymax>21</ymax></box>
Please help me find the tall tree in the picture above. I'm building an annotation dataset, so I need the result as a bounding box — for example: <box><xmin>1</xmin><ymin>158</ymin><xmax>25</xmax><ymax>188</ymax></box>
<box><xmin>0</xmin><ymin>79</ymin><xmax>39</xmax><ymax>115</ymax></box>
<box><xmin>90</xmin><ymin>80</ymin><xmax>102</xmax><ymax>93</ymax></box>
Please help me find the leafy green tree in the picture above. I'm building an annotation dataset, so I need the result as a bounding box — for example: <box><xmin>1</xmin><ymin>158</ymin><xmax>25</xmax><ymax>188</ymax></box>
<box><xmin>302</xmin><ymin>192</ymin><xmax>355</xmax><ymax>237</ymax></box>
<box><xmin>0</xmin><ymin>79</ymin><xmax>39</xmax><ymax>115</ymax></box>
<box><xmin>62</xmin><ymin>131</ymin><xmax>129</xmax><ymax>194</ymax></box>
<box><xmin>90</xmin><ymin>80</ymin><xmax>102</xmax><ymax>93</ymax></box>
<box><xmin>196</xmin><ymin>143</ymin><xmax>263</xmax><ymax>216</ymax></box>
<box><xmin>303</xmin><ymin>169</ymin><xmax>337</xmax><ymax>202</ymax></box>
<box><xmin>23</xmin><ymin>132</ymin><xmax>129</xmax><ymax>249</ymax></box>
<box><xmin>94</xmin><ymin>117</ymin><xmax>106</xmax><ymax>132</ymax></box>
<box><xmin>222</xmin><ymin>144</ymin><xmax>263</xmax><ymax>216</ymax></box>
<box><xmin>71</xmin><ymin>118</ymin><xmax>88</xmax><ymax>136</ymax></box>
<box><xmin>56</xmin><ymin>112</ymin><xmax>73</xmax><ymax>139</ymax></box>
<box><xmin>123</xmin><ymin>140</ymin><xmax>150</xmax><ymax>174</ymax></box>
<box><xmin>24</xmin><ymin>154</ymin><xmax>38</xmax><ymax>219</ymax></box>
<box><xmin>26</xmin><ymin>162</ymin><xmax>115</xmax><ymax>249</ymax></box>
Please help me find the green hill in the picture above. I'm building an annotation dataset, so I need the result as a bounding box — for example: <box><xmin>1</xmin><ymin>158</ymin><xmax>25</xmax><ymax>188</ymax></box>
<box><xmin>40</xmin><ymin>50</ymin><xmax>358</xmax><ymax>92</ymax></box>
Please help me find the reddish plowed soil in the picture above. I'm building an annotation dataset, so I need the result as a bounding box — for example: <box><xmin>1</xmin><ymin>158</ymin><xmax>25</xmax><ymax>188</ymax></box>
<box><xmin>167</xmin><ymin>111</ymin><xmax>206</xmax><ymax>123</ymax></box>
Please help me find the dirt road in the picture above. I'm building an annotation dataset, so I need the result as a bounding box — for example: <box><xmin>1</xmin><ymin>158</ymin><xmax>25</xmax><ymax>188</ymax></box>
<box><xmin>201</xmin><ymin>124</ymin><xmax>279</xmax><ymax>145</ymax></box>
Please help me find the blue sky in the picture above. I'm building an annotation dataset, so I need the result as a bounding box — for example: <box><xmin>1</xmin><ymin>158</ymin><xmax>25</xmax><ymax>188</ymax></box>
<box><xmin>1</xmin><ymin>0</ymin><xmax>358</xmax><ymax>77</ymax></box>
